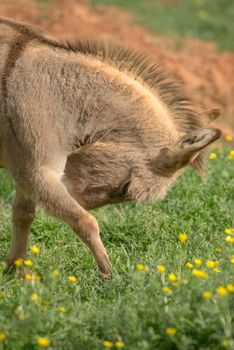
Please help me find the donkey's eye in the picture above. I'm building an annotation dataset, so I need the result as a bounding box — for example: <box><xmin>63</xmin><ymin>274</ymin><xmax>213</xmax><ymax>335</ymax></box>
<box><xmin>121</xmin><ymin>181</ymin><xmax>131</xmax><ymax>196</ymax></box>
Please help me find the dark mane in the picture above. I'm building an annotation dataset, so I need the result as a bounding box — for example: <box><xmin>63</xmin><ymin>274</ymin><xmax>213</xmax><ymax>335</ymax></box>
<box><xmin>0</xmin><ymin>16</ymin><xmax>204</xmax><ymax>173</ymax></box>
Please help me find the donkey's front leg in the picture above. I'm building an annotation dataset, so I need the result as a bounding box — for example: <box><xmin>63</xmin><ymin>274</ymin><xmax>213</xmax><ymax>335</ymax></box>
<box><xmin>17</xmin><ymin>167</ymin><xmax>111</xmax><ymax>277</ymax></box>
<box><xmin>7</xmin><ymin>189</ymin><xmax>35</xmax><ymax>269</ymax></box>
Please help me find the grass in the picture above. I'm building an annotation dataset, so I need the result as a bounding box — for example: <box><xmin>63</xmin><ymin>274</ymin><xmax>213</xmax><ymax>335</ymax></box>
<box><xmin>0</xmin><ymin>146</ymin><xmax>234</xmax><ymax>349</ymax></box>
<box><xmin>91</xmin><ymin>0</ymin><xmax>234</xmax><ymax>51</ymax></box>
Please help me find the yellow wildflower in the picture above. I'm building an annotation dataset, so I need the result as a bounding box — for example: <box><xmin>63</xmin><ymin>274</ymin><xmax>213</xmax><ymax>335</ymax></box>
<box><xmin>224</xmin><ymin>228</ymin><xmax>232</xmax><ymax>235</ymax></box>
<box><xmin>17</xmin><ymin>310</ymin><xmax>26</xmax><ymax>320</ymax></box>
<box><xmin>225</xmin><ymin>236</ymin><xmax>234</xmax><ymax>243</ymax></box>
<box><xmin>103</xmin><ymin>340</ymin><xmax>113</xmax><ymax>348</ymax></box>
<box><xmin>136</xmin><ymin>264</ymin><xmax>149</xmax><ymax>272</ymax></box>
<box><xmin>15</xmin><ymin>306</ymin><xmax>26</xmax><ymax>320</ymax></box>
<box><xmin>221</xmin><ymin>339</ymin><xmax>230</xmax><ymax>348</ymax></box>
<box><xmin>203</xmin><ymin>291</ymin><xmax>212</xmax><ymax>300</ymax></box>
<box><xmin>206</xmin><ymin>260</ymin><xmax>219</xmax><ymax>268</ymax></box>
<box><xmin>162</xmin><ymin>287</ymin><xmax>172</xmax><ymax>294</ymax></box>
<box><xmin>225</xmin><ymin>134</ymin><xmax>233</xmax><ymax>142</ymax></box>
<box><xmin>209</xmin><ymin>152</ymin><xmax>217</xmax><ymax>160</ymax></box>
<box><xmin>157</xmin><ymin>265</ymin><xmax>166</xmax><ymax>273</ymax></box>
<box><xmin>25</xmin><ymin>274</ymin><xmax>32</xmax><ymax>281</ymax></box>
<box><xmin>168</xmin><ymin>273</ymin><xmax>177</xmax><ymax>282</ymax></box>
<box><xmin>194</xmin><ymin>259</ymin><xmax>202</xmax><ymax>266</ymax></box>
<box><xmin>217</xmin><ymin>286</ymin><xmax>228</xmax><ymax>297</ymax></box>
<box><xmin>185</xmin><ymin>262</ymin><xmax>193</xmax><ymax>269</ymax></box>
<box><xmin>197</xmin><ymin>9</ymin><xmax>209</xmax><ymax>19</ymax></box>
<box><xmin>52</xmin><ymin>269</ymin><xmax>59</xmax><ymax>277</ymax></box>
<box><xmin>37</xmin><ymin>337</ymin><xmax>51</xmax><ymax>347</ymax></box>
<box><xmin>228</xmin><ymin>150</ymin><xmax>234</xmax><ymax>160</ymax></box>
<box><xmin>59</xmin><ymin>306</ymin><xmax>66</xmax><ymax>313</ymax></box>
<box><xmin>230</xmin><ymin>258</ymin><xmax>234</xmax><ymax>265</ymax></box>
<box><xmin>136</xmin><ymin>263</ymin><xmax>144</xmax><ymax>271</ymax></box>
<box><xmin>213</xmin><ymin>268</ymin><xmax>221</xmax><ymax>273</ymax></box>
<box><xmin>30</xmin><ymin>245</ymin><xmax>40</xmax><ymax>254</ymax></box>
<box><xmin>31</xmin><ymin>293</ymin><xmax>39</xmax><ymax>302</ymax></box>
<box><xmin>14</xmin><ymin>258</ymin><xmax>24</xmax><ymax>267</ymax></box>
<box><xmin>115</xmin><ymin>341</ymin><xmax>125</xmax><ymax>348</ymax></box>
<box><xmin>34</xmin><ymin>274</ymin><xmax>41</xmax><ymax>281</ymax></box>
<box><xmin>68</xmin><ymin>275</ymin><xmax>77</xmax><ymax>283</ymax></box>
<box><xmin>24</xmin><ymin>259</ymin><xmax>33</xmax><ymax>267</ymax></box>
<box><xmin>226</xmin><ymin>284</ymin><xmax>234</xmax><ymax>293</ymax></box>
<box><xmin>0</xmin><ymin>332</ymin><xmax>7</xmax><ymax>342</ymax></box>
<box><xmin>172</xmin><ymin>282</ymin><xmax>179</xmax><ymax>288</ymax></box>
<box><xmin>25</xmin><ymin>274</ymin><xmax>41</xmax><ymax>282</ymax></box>
<box><xmin>178</xmin><ymin>232</ymin><xmax>188</xmax><ymax>243</ymax></box>
<box><xmin>215</xmin><ymin>247</ymin><xmax>223</xmax><ymax>253</ymax></box>
<box><xmin>192</xmin><ymin>269</ymin><xmax>208</xmax><ymax>279</ymax></box>
<box><xmin>166</xmin><ymin>328</ymin><xmax>177</xmax><ymax>336</ymax></box>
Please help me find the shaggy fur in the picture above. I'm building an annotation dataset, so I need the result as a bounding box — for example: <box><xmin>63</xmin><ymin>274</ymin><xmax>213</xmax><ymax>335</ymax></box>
<box><xmin>0</xmin><ymin>17</ymin><xmax>221</xmax><ymax>276</ymax></box>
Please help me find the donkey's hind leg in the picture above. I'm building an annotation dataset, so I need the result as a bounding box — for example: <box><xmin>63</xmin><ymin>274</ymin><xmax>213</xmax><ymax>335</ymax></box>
<box><xmin>19</xmin><ymin>166</ymin><xmax>111</xmax><ymax>277</ymax></box>
<box><xmin>7</xmin><ymin>189</ymin><xmax>35</xmax><ymax>269</ymax></box>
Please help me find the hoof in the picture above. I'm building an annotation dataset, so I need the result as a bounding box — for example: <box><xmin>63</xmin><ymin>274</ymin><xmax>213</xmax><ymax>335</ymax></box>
<box><xmin>98</xmin><ymin>253</ymin><xmax>112</xmax><ymax>279</ymax></box>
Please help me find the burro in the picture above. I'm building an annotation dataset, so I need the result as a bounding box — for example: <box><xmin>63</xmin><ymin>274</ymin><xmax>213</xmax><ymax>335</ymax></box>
<box><xmin>0</xmin><ymin>17</ymin><xmax>221</xmax><ymax>277</ymax></box>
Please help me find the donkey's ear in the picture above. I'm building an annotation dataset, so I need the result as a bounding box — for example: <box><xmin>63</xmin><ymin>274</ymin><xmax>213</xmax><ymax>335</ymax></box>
<box><xmin>199</xmin><ymin>108</ymin><xmax>221</xmax><ymax>124</ymax></box>
<box><xmin>179</xmin><ymin>128</ymin><xmax>222</xmax><ymax>151</ymax></box>
<box><xmin>151</xmin><ymin>128</ymin><xmax>222</xmax><ymax>177</ymax></box>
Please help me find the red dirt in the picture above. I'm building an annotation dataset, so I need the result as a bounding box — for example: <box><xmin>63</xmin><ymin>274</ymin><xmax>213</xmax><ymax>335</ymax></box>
<box><xmin>1</xmin><ymin>0</ymin><xmax>233</xmax><ymax>136</ymax></box>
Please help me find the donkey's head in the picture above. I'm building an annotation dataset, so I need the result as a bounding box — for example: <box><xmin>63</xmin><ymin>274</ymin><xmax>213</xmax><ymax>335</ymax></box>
<box><xmin>63</xmin><ymin>109</ymin><xmax>221</xmax><ymax>209</ymax></box>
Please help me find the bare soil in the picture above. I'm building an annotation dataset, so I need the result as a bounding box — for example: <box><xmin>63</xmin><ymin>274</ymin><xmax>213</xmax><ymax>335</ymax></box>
<box><xmin>1</xmin><ymin>0</ymin><xmax>233</xmax><ymax>135</ymax></box>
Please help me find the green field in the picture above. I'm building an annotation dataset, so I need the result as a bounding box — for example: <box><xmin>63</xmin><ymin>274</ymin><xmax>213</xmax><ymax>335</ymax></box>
<box><xmin>0</xmin><ymin>147</ymin><xmax>234</xmax><ymax>349</ymax></box>
<box><xmin>91</xmin><ymin>0</ymin><xmax>234</xmax><ymax>50</ymax></box>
